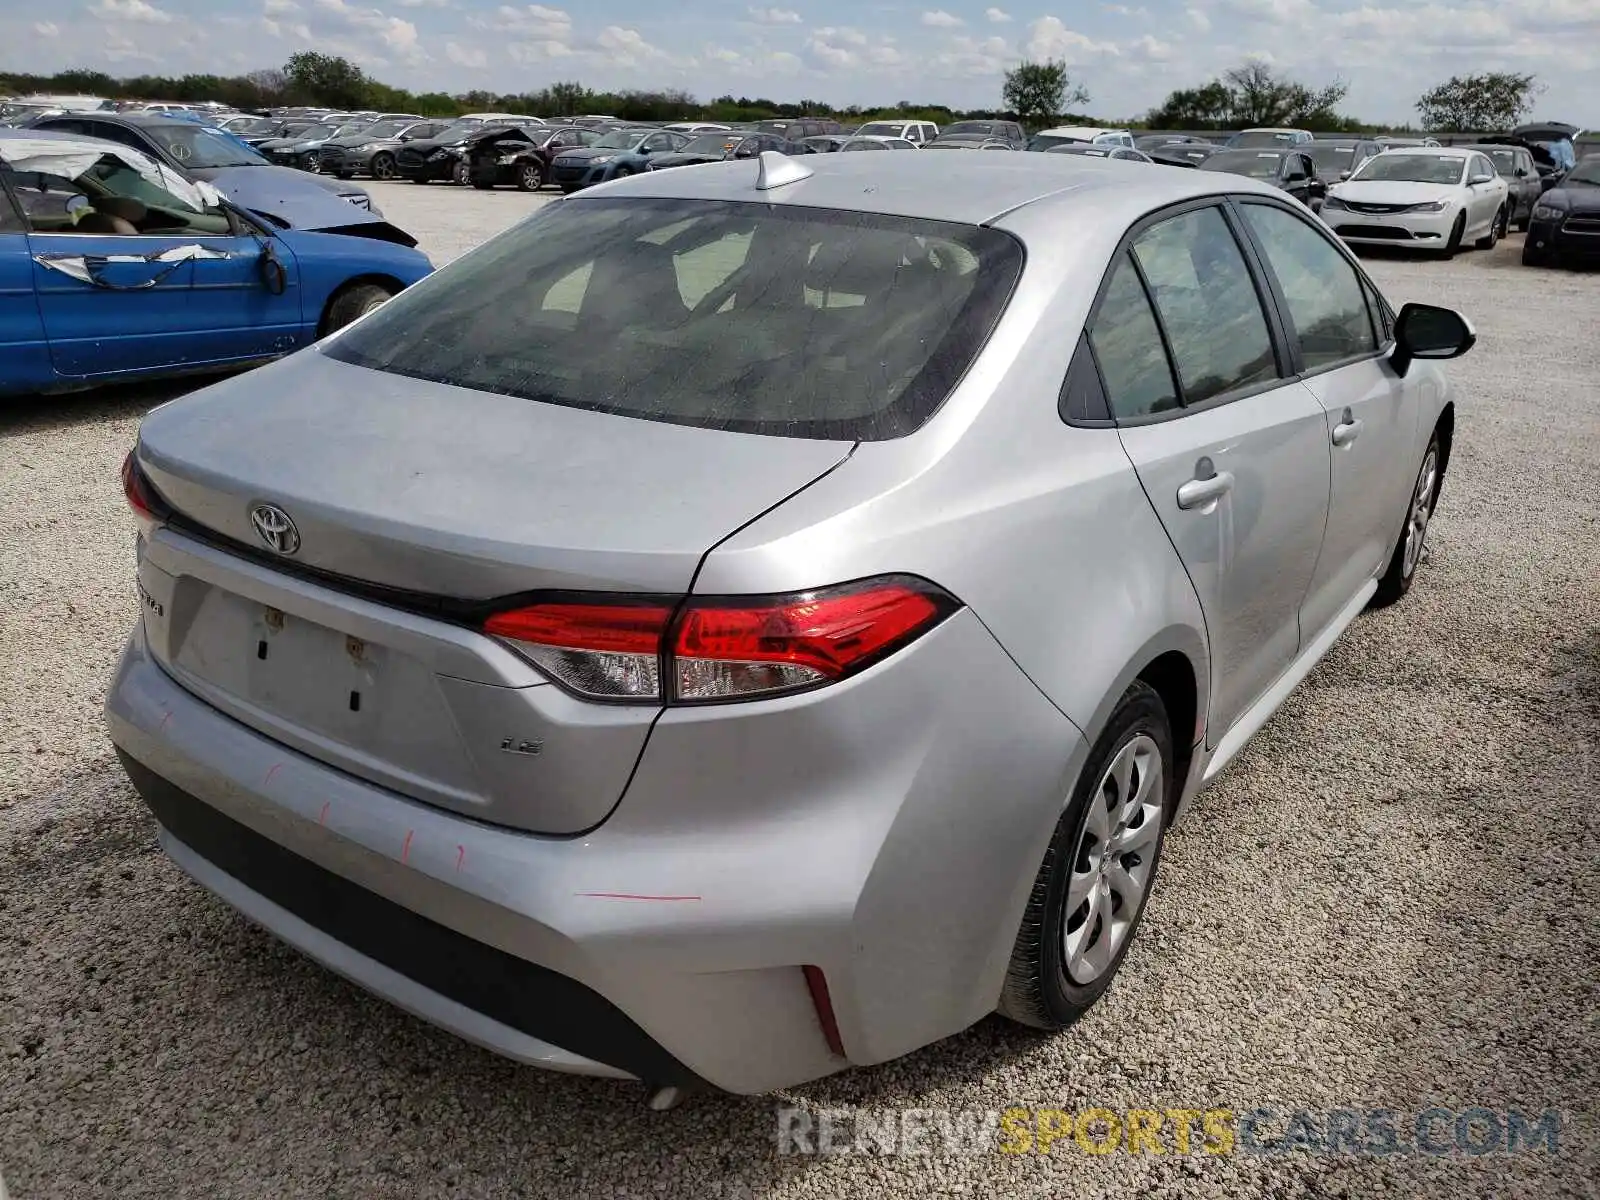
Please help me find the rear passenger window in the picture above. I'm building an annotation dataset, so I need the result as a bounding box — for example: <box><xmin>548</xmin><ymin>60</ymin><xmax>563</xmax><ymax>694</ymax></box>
<box><xmin>1131</xmin><ymin>207</ymin><xmax>1277</xmax><ymax>404</ymax></box>
<box><xmin>1089</xmin><ymin>254</ymin><xmax>1178</xmax><ymax>419</ymax></box>
<box><xmin>1239</xmin><ymin>203</ymin><xmax>1375</xmax><ymax>369</ymax></box>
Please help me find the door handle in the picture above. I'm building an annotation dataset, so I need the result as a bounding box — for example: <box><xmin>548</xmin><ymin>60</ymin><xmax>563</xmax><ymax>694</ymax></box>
<box><xmin>1176</xmin><ymin>470</ymin><xmax>1235</xmax><ymax>510</ymax></box>
<box><xmin>1332</xmin><ymin>414</ymin><xmax>1364</xmax><ymax>447</ymax></box>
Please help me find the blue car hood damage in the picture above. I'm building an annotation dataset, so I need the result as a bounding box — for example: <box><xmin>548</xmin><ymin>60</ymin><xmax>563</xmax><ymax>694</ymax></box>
<box><xmin>205</xmin><ymin>170</ymin><xmax>419</xmax><ymax>248</ymax></box>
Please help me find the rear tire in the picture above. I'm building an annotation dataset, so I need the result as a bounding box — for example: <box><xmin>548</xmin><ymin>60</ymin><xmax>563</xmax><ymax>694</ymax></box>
<box><xmin>999</xmin><ymin>682</ymin><xmax>1172</xmax><ymax>1030</ymax></box>
<box><xmin>1371</xmin><ymin>433</ymin><xmax>1441</xmax><ymax>609</ymax></box>
<box><xmin>452</xmin><ymin>161</ymin><xmax>470</xmax><ymax>186</ymax></box>
<box><xmin>321</xmin><ymin>282</ymin><xmax>397</xmax><ymax>336</ymax></box>
<box><xmin>1443</xmin><ymin>211</ymin><xmax>1466</xmax><ymax>257</ymax></box>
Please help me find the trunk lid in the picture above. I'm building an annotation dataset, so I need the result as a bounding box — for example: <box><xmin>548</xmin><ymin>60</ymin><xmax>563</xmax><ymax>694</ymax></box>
<box><xmin>133</xmin><ymin>349</ymin><xmax>852</xmax><ymax>833</ymax></box>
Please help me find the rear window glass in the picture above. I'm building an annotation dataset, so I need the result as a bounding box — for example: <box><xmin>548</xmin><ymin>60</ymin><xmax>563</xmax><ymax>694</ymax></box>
<box><xmin>326</xmin><ymin>197</ymin><xmax>1023</xmax><ymax>441</ymax></box>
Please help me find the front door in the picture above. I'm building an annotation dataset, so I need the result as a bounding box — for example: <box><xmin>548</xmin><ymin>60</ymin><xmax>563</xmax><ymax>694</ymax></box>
<box><xmin>1090</xmin><ymin>204</ymin><xmax>1331</xmax><ymax>738</ymax></box>
<box><xmin>15</xmin><ymin>149</ymin><xmax>300</xmax><ymax>379</ymax></box>
<box><xmin>1234</xmin><ymin>199</ymin><xmax>1417</xmax><ymax>641</ymax></box>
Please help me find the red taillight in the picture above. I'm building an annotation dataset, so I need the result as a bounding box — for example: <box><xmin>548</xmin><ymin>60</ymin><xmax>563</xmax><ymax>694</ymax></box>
<box><xmin>483</xmin><ymin>576</ymin><xmax>955</xmax><ymax>704</ymax></box>
<box><xmin>672</xmin><ymin>581</ymin><xmax>945</xmax><ymax>701</ymax></box>
<box><xmin>484</xmin><ymin>602</ymin><xmax>673</xmax><ymax>701</ymax></box>
<box><xmin>121</xmin><ymin>449</ymin><xmax>165</xmax><ymax>529</ymax></box>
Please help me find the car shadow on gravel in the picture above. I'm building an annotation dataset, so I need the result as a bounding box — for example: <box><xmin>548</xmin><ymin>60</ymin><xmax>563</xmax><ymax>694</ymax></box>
<box><xmin>0</xmin><ymin>375</ymin><xmax>225</xmax><ymax>438</ymax></box>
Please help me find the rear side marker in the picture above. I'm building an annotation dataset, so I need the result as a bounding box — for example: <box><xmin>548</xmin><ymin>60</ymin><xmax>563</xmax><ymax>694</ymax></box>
<box><xmin>802</xmin><ymin>965</ymin><xmax>846</xmax><ymax>1058</ymax></box>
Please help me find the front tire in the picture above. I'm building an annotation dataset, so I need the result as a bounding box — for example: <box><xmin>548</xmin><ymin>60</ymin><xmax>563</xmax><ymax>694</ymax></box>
<box><xmin>321</xmin><ymin>282</ymin><xmax>398</xmax><ymax>337</ymax></box>
<box><xmin>999</xmin><ymin>682</ymin><xmax>1173</xmax><ymax>1029</ymax></box>
<box><xmin>1371</xmin><ymin>434</ymin><xmax>1441</xmax><ymax>609</ymax></box>
<box><xmin>516</xmin><ymin>161</ymin><xmax>545</xmax><ymax>191</ymax></box>
<box><xmin>452</xmin><ymin>161</ymin><xmax>471</xmax><ymax>186</ymax></box>
<box><xmin>370</xmin><ymin>153</ymin><xmax>396</xmax><ymax>181</ymax></box>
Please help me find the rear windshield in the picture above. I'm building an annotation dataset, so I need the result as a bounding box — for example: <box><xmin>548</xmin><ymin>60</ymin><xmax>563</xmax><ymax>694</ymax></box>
<box><xmin>326</xmin><ymin>197</ymin><xmax>1023</xmax><ymax>441</ymax></box>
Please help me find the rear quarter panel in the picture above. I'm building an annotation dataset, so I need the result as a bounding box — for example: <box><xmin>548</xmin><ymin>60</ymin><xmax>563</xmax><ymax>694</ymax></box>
<box><xmin>693</xmin><ymin>201</ymin><xmax>1211</xmax><ymax>750</ymax></box>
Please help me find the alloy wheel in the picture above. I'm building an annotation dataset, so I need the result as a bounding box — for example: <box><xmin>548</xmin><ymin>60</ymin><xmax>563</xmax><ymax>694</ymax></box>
<box><xmin>452</xmin><ymin>161</ymin><xmax>470</xmax><ymax>185</ymax></box>
<box><xmin>1402</xmin><ymin>448</ymin><xmax>1438</xmax><ymax>579</ymax></box>
<box><xmin>371</xmin><ymin>154</ymin><xmax>395</xmax><ymax>180</ymax></box>
<box><xmin>1062</xmin><ymin>733</ymin><xmax>1164</xmax><ymax>985</ymax></box>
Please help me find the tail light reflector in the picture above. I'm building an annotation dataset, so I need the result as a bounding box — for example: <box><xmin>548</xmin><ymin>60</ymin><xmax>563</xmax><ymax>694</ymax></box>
<box><xmin>121</xmin><ymin>449</ymin><xmax>168</xmax><ymax>532</ymax></box>
<box><xmin>483</xmin><ymin>576</ymin><xmax>956</xmax><ymax>705</ymax></box>
<box><xmin>483</xmin><ymin>602</ymin><xmax>673</xmax><ymax>701</ymax></box>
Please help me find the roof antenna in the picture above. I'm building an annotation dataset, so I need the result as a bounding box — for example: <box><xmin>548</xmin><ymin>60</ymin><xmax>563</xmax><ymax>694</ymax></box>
<box><xmin>754</xmin><ymin>150</ymin><xmax>812</xmax><ymax>191</ymax></box>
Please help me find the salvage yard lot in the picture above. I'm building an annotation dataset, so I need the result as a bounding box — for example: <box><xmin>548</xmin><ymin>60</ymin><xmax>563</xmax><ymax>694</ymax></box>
<box><xmin>2</xmin><ymin>181</ymin><xmax>1597</xmax><ymax>1199</ymax></box>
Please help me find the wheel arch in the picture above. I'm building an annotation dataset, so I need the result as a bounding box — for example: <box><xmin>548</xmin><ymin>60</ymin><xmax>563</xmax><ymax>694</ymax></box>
<box><xmin>317</xmin><ymin>274</ymin><xmax>407</xmax><ymax>337</ymax></box>
<box><xmin>1432</xmin><ymin>401</ymin><xmax>1455</xmax><ymax>504</ymax></box>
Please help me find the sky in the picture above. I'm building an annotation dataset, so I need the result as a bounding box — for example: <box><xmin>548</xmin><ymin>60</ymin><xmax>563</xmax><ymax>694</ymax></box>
<box><xmin>5</xmin><ymin>0</ymin><xmax>1597</xmax><ymax>125</ymax></box>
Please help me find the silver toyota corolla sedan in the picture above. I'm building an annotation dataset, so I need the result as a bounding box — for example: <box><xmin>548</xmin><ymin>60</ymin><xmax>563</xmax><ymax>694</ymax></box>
<box><xmin>107</xmin><ymin>150</ymin><xmax>1474</xmax><ymax>1100</ymax></box>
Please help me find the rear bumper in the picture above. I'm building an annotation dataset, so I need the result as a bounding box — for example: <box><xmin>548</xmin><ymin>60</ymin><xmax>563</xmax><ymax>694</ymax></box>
<box><xmin>107</xmin><ymin>600</ymin><xmax>1084</xmax><ymax>1093</ymax></box>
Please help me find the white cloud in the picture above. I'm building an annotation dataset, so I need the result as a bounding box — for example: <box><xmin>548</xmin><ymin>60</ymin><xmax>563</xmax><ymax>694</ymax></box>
<box><xmin>594</xmin><ymin>25</ymin><xmax>663</xmax><ymax>66</ymax></box>
<box><xmin>396</xmin><ymin>0</ymin><xmax>451</xmax><ymax>6</ymax></box>
<box><xmin>476</xmin><ymin>3</ymin><xmax>570</xmax><ymax>37</ymax></box>
<box><xmin>445</xmin><ymin>39</ymin><xmax>486</xmax><ymax>66</ymax></box>
<box><xmin>1026</xmin><ymin>15</ymin><xmax>1119</xmax><ymax>60</ymax></box>
<box><xmin>263</xmin><ymin>0</ymin><xmax>299</xmax><ymax>11</ymax></box>
<box><xmin>313</xmin><ymin>0</ymin><xmax>423</xmax><ymax>61</ymax></box>
<box><xmin>1103</xmin><ymin>3</ymin><xmax>1150</xmax><ymax>14</ymax></box>
<box><xmin>985</xmin><ymin>7</ymin><xmax>1011</xmax><ymax>20</ymax></box>
<box><xmin>748</xmin><ymin>5</ymin><xmax>801</xmax><ymax>22</ymax></box>
<box><xmin>933</xmin><ymin>33</ymin><xmax>1012</xmax><ymax>77</ymax></box>
<box><xmin>1186</xmin><ymin>6</ymin><xmax>1211</xmax><ymax>30</ymax></box>
<box><xmin>806</xmin><ymin>26</ymin><xmax>867</xmax><ymax>66</ymax></box>
<box><xmin>33</xmin><ymin>20</ymin><xmax>60</xmax><ymax>35</ymax></box>
<box><xmin>507</xmin><ymin>39</ymin><xmax>572</xmax><ymax>61</ymax></box>
<box><xmin>1128</xmin><ymin>33</ymin><xmax>1172</xmax><ymax>59</ymax></box>
<box><xmin>91</xmin><ymin>0</ymin><xmax>173</xmax><ymax>24</ymax></box>
<box><xmin>705</xmin><ymin>44</ymin><xmax>803</xmax><ymax>74</ymax></box>
<box><xmin>922</xmin><ymin>9</ymin><xmax>964</xmax><ymax>26</ymax></box>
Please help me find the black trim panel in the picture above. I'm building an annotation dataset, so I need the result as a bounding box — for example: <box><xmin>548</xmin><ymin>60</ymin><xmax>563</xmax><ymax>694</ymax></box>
<box><xmin>118</xmin><ymin>750</ymin><xmax>705</xmax><ymax>1089</ymax></box>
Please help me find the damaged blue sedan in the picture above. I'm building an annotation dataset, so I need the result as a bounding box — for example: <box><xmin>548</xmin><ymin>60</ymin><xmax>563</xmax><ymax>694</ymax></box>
<box><xmin>0</xmin><ymin>130</ymin><xmax>432</xmax><ymax>396</ymax></box>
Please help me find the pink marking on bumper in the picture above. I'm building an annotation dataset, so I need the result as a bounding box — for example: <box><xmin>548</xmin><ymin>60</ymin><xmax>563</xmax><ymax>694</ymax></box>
<box><xmin>263</xmin><ymin>763</ymin><xmax>282</xmax><ymax>786</ymax></box>
<box><xmin>400</xmin><ymin>829</ymin><xmax>414</xmax><ymax>863</ymax></box>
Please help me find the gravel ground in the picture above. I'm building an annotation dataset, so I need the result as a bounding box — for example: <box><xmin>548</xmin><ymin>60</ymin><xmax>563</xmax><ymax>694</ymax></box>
<box><xmin>2</xmin><ymin>182</ymin><xmax>1597</xmax><ymax>1199</ymax></box>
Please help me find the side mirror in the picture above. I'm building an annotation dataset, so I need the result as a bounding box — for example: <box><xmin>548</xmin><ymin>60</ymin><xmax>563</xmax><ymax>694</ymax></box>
<box><xmin>257</xmin><ymin>248</ymin><xmax>288</xmax><ymax>296</ymax></box>
<box><xmin>1392</xmin><ymin>302</ymin><xmax>1474</xmax><ymax>377</ymax></box>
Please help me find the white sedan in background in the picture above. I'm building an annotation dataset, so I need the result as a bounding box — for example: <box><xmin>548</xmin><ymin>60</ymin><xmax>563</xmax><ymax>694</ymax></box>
<box><xmin>1321</xmin><ymin>147</ymin><xmax>1511</xmax><ymax>256</ymax></box>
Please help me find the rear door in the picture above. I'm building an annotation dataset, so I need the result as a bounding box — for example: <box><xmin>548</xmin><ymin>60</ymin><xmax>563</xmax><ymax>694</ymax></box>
<box><xmin>1233</xmin><ymin>198</ymin><xmax>1414</xmax><ymax>642</ymax></box>
<box><xmin>1098</xmin><ymin>202</ymin><xmax>1332</xmax><ymax>737</ymax></box>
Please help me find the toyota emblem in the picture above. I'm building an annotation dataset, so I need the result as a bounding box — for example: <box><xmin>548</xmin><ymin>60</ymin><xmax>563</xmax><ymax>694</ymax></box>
<box><xmin>249</xmin><ymin>503</ymin><xmax>301</xmax><ymax>555</ymax></box>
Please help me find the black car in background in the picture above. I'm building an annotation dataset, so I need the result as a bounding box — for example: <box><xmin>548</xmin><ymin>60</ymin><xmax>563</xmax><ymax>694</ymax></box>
<box><xmin>1199</xmin><ymin>147</ymin><xmax>1326</xmax><ymax>209</ymax></box>
<box><xmin>1302</xmin><ymin>138</ymin><xmax>1383</xmax><ymax>186</ymax></box>
<box><xmin>467</xmin><ymin>124</ymin><xmax>601</xmax><ymax>190</ymax></box>
<box><xmin>1463</xmin><ymin>142</ymin><xmax>1544</xmax><ymax>230</ymax></box>
<box><xmin>397</xmin><ymin>117</ymin><xmax>537</xmax><ymax>184</ymax></box>
<box><xmin>1136</xmin><ymin>133</ymin><xmax>1214</xmax><ymax>153</ymax></box>
<box><xmin>1523</xmin><ymin>155</ymin><xmax>1600</xmax><ymax>267</ymax></box>
<box><xmin>938</xmin><ymin>119</ymin><xmax>1027</xmax><ymax>148</ymax></box>
<box><xmin>752</xmin><ymin>117</ymin><xmax>842</xmax><ymax>142</ymax></box>
<box><xmin>1146</xmin><ymin>143</ymin><xmax>1216</xmax><ymax>167</ymax></box>
<box><xmin>321</xmin><ymin>119</ymin><xmax>451</xmax><ymax>180</ymax></box>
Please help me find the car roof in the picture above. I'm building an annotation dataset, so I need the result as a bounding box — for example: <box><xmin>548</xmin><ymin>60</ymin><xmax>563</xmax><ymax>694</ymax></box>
<box><xmin>1373</xmin><ymin>146</ymin><xmax>1472</xmax><ymax>156</ymax></box>
<box><xmin>1037</xmin><ymin>126</ymin><xmax>1125</xmax><ymax>139</ymax></box>
<box><xmin>580</xmin><ymin>147</ymin><xmax>1284</xmax><ymax>226</ymax></box>
<box><xmin>1239</xmin><ymin>126</ymin><xmax>1309</xmax><ymax>133</ymax></box>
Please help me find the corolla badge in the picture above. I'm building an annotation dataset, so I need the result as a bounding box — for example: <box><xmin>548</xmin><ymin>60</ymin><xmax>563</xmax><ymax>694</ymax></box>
<box><xmin>250</xmin><ymin>503</ymin><xmax>301</xmax><ymax>555</ymax></box>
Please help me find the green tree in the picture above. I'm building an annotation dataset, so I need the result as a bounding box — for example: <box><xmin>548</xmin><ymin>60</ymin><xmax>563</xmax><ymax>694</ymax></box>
<box><xmin>1002</xmin><ymin>59</ymin><xmax>1089</xmax><ymax>129</ymax></box>
<box><xmin>1416</xmin><ymin>72</ymin><xmax>1542</xmax><ymax>133</ymax></box>
<box><xmin>283</xmin><ymin>51</ymin><xmax>371</xmax><ymax>109</ymax></box>
<box><xmin>1145</xmin><ymin>60</ymin><xmax>1353</xmax><ymax>131</ymax></box>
